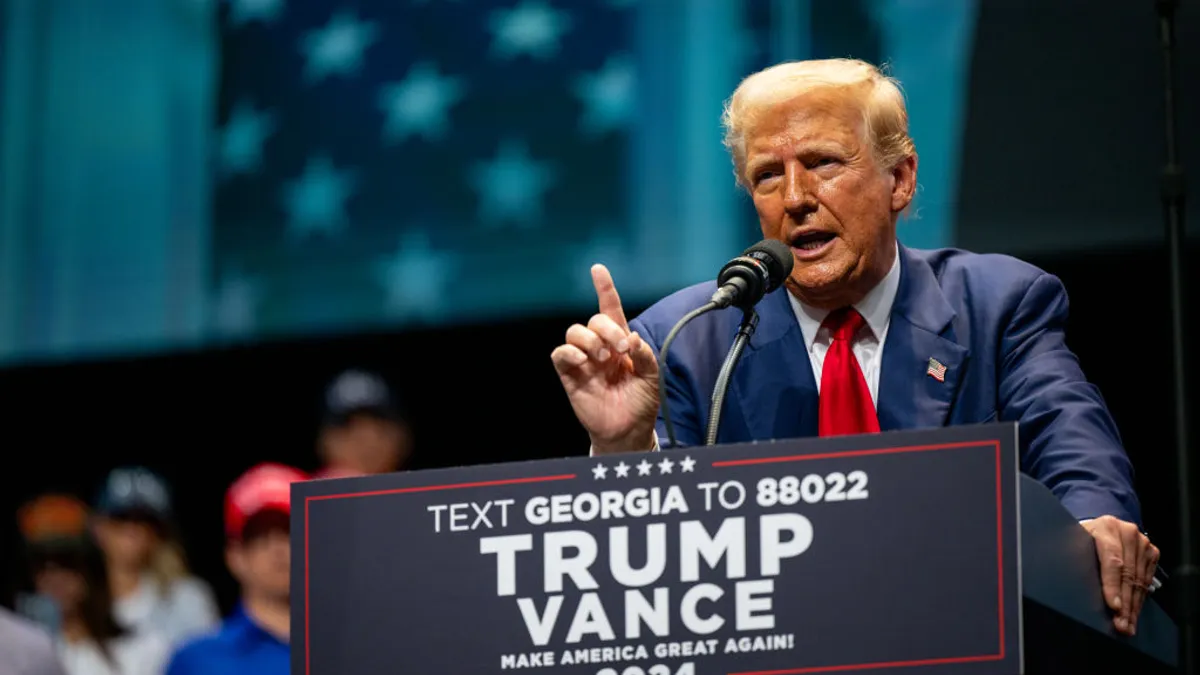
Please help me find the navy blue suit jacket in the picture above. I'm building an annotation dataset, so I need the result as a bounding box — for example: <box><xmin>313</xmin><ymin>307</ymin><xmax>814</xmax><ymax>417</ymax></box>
<box><xmin>629</xmin><ymin>245</ymin><xmax>1141</xmax><ymax>525</ymax></box>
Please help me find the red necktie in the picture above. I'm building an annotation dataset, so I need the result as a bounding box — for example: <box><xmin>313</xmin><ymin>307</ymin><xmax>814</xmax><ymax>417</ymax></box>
<box><xmin>818</xmin><ymin>307</ymin><xmax>881</xmax><ymax>437</ymax></box>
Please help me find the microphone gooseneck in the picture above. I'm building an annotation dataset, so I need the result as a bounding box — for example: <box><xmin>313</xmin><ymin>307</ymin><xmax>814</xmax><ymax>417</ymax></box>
<box><xmin>711</xmin><ymin>239</ymin><xmax>794</xmax><ymax>310</ymax></box>
<box><xmin>658</xmin><ymin>301</ymin><xmax>720</xmax><ymax>450</ymax></box>
<box><xmin>706</xmin><ymin>309</ymin><xmax>760</xmax><ymax>445</ymax></box>
<box><xmin>657</xmin><ymin>239</ymin><xmax>794</xmax><ymax>450</ymax></box>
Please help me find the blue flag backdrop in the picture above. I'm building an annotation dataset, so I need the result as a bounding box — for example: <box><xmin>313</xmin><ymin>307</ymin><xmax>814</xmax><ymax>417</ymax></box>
<box><xmin>0</xmin><ymin>0</ymin><xmax>978</xmax><ymax>364</ymax></box>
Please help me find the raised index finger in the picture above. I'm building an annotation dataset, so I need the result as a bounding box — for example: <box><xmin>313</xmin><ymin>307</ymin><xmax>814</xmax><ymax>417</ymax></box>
<box><xmin>591</xmin><ymin>264</ymin><xmax>629</xmax><ymax>332</ymax></box>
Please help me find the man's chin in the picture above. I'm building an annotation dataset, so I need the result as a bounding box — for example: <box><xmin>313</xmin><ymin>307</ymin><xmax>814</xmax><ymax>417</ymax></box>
<box><xmin>786</xmin><ymin>267</ymin><xmax>857</xmax><ymax>308</ymax></box>
<box><xmin>789</xmin><ymin>261</ymin><xmax>849</xmax><ymax>288</ymax></box>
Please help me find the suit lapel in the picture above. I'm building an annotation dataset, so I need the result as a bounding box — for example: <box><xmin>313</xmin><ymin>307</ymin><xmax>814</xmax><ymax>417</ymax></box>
<box><xmin>729</xmin><ymin>287</ymin><xmax>819</xmax><ymax>440</ymax></box>
<box><xmin>876</xmin><ymin>247</ymin><xmax>970</xmax><ymax>431</ymax></box>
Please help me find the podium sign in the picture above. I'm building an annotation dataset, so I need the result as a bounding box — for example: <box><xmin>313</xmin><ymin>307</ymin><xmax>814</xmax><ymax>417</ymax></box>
<box><xmin>293</xmin><ymin>423</ymin><xmax>1022</xmax><ymax>675</ymax></box>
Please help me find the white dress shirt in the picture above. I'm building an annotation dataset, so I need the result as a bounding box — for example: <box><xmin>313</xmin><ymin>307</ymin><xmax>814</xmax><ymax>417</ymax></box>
<box><xmin>788</xmin><ymin>247</ymin><xmax>901</xmax><ymax>405</ymax></box>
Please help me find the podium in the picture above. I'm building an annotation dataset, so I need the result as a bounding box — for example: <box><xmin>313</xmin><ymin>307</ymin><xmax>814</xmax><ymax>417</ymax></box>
<box><xmin>292</xmin><ymin>423</ymin><xmax>1177</xmax><ymax>674</ymax></box>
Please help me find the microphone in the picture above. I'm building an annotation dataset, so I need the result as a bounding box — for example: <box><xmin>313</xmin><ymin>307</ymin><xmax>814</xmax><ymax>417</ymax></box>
<box><xmin>658</xmin><ymin>240</ymin><xmax>795</xmax><ymax>449</ymax></box>
<box><xmin>710</xmin><ymin>239</ymin><xmax>794</xmax><ymax>310</ymax></box>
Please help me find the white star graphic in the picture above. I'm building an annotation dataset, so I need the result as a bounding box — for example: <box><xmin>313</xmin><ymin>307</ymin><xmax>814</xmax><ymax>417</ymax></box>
<box><xmin>378</xmin><ymin>62</ymin><xmax>466</xmax><ymax>144</ymax></box>
<box><xmin>636</xmin><ymin>459</ymin><xmax>653</xmax><ymax>476</ymax></box>
<box><xmin>212</xmin><ymin>272</ymin><xmax>262</xmax><ymax>337</ymax></box>
<box><xmin>573</xmin><ymin>54</ymin><xmax>635</xmax><ymax>136</ymax></box>
<box><xmin>218</xmin><ymin>102</ymin><xmax>275</xmax><ymax>177</ymax></box>
<box><xmin>679</xmin><ymin>456</ymin><xmax>696</xmax><ymax>473</ymax></box>
<box><xmin>374</xmin><ymin>231</ymin><xmax>455</xmax><ymax>320</ymax></box>
<box><xmin>657</xmin><ymin>457</ymin><xmax>674</xmax><ymax>474</ymax></box>
<box><xmin>228</xmin><ymin>0</ymin><xmax>284</xmax><ymax>26</ymax></box>
<box><xmin>282</xmin><ymin>156</ymin><xmax>357</xmax><ymax>239</ymax></box>
<box><xmin>592</xmin><ymin>464</ymin><xmax>608</xmax><ymax>480</ymax></box>
<box><xmin>613</xmin><ymin>461</ymin><xmax>630</xmax><ymax>478</ymax></box>
<box><xmin>487</xmin><ymin>0</ymin><xmax>572</xmax><ymax>61</ymax></box>
<box><xmin>467</xmin><ymin>140</ymin><xmax>557</xmax><ymax>227</ymax></box>
<box><xmin>300</xmin><ymin>11</ymin><xmax>379</xmax><ymax>82</ymax></box>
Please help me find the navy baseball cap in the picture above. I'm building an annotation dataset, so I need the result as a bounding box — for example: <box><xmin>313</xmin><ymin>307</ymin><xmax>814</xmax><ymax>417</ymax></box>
<box><xmin>94</xmin><ymin>466</ymin><xmax>172</xmax><ymax>522</ymax></box>
<box><xmin>321</xmin><ymin>369</ymin><xmax>405</xmax><ymax>426</ymax></box>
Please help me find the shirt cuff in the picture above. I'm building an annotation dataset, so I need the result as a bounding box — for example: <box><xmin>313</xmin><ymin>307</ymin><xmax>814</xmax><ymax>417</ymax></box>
<box><xmin>588</xmin><ymin>430</ymin><xmax>661</xmax><ymax>456</ymax></box>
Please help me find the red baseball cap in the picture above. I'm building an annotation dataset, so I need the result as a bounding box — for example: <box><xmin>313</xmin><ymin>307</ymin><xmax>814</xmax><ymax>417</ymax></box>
<box><xmin>224</xmin><ymin>463</ymin><xmax>309</xmax><ymax>540</ymax></box>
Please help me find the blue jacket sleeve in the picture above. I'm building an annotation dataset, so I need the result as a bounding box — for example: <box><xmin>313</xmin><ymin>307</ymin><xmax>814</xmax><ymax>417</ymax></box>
<box><xmin>630</xmin><ymin>316</ymin><xmax>704</xmax><ymax>448</ymax></box>
<box><xmin>998</xmin><ymin>273</ymin><xmax>1142</xmax><ymax>525</ymax></box>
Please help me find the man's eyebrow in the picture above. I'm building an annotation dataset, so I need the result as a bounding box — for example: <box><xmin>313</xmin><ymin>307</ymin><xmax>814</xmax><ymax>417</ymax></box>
<box><xmin>745</xmin><ymin>157</ymin><xmax>776</xmax><ymax>176</ymax></box>
<box><xmin>746</xmin><ymin>142</ymin><xmax>847</xmax><ymax>174</ymax></box>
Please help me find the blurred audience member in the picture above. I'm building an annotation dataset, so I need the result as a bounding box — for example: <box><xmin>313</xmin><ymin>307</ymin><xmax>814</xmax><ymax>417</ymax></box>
<box><xmin>0</xmin><ymin>605</ymin><xmax>68</xmax><ymax>675</ymax></box>
<box><xmin>18</xmin><ymin>494</ymin><xmax>168</xmax><ymax>675</ymax></box>
<box><xmin>313</xmin><ymin>369</ymin><xmax>412</xmax><ymax>478</ymax></box>
<box><xmin>91</xmin><ymin>467</ymin><xmax>219</xmax><ymax>647</ymax></box>
<box><xmin>165</xmin><ymin>463</ymin><xmax>307</xmax><ymax>675</ymax></box>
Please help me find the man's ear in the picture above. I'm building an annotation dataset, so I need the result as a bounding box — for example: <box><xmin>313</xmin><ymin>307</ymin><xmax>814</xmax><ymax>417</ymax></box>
<box><xmin>890</xmin><ymin>153</ymin><xmax>918</xmax><ymax>213</ymax></box>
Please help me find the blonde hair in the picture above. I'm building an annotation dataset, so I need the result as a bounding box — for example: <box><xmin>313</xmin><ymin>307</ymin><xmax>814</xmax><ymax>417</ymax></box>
<box><xmin>721</xmin><ymin>58</ymin><xmax>915</xmax><ymax>188</ymax></box>
<box><xmin>149</xmin><ymin>538</ymin><xmax>190</xmax><ymax>590</ymax></box>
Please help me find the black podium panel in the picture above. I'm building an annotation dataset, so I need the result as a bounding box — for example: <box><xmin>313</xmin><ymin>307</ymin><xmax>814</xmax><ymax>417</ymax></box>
<box><xmin>294</xmin><ymin>424</ymin><xmax>1031</xmax><ymax>675</ymax></box>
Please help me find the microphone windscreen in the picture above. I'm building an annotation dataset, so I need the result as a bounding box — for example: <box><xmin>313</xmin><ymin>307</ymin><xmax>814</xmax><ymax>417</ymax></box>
<box><xmin>743</xmin><ymin>239</ymin><xmax>794</xmax><ymax>291</ymax></box>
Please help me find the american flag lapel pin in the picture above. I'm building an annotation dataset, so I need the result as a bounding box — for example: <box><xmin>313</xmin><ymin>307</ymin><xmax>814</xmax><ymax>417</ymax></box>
<box><xmin>926</xmin><ymin>357</ymin><xmax>947</xmax><ymax>382</ymax></box>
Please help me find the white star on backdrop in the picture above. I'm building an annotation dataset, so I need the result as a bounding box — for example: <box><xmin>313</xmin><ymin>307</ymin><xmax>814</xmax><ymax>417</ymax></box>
<box><xmin>228</xmin><ymin>0</ymin><xmax>284</xmax><ymax>26</ymax></box>
<box><xmin>374</xmin><ymin>231</ymin><xmax>456</xmax><ymax>319</ymax></box>
<box><xmin>282</xmin><ymin>156</ymin><xmax>357</xmax><ymax>239</ymax></box>
<box><xmin>679</xmin><ymin>456</ymin><xmax>696</xmax><ymax>473</ymax></box>
<box><xmin>613</xmin><ymin>461</ymin><xmax>630</xmax><ymax>478</ymax></box>
<box><xmin>636</xmin><ymin>459</ymin><xmax>653</xmax><ymax>476</ymax></box>
<box><xmin>488</xmin><ymin>0</ymin><xmax>572</xmax><ymax>60</ymax></box>
<box><xmin>218</xmin><ymin>102</ymin><xmax>275</xmax><ymax>176</ymax></box>
<box><xmin>212</xmin><ymin>272</ymin><xmax>263</xmax><ymax>337</ymax></box>
<box><xmin>573</xmin><ymin>54</ymin><xmax>635</xmax><ymax>136</ymax></box>
<box><xmin>300</xmin><ymin>11</ymin><xmax>380</xmax><ymax>82</ymax></box>
<box><xmin>378</xmin><ymin>62</ymin><xmax>466</xmax><ymax>143</ymax></box>
<box><xmin>657</xmin><ymin>457</ymin><xmax>674</xmax><ymax>474</ymax></box>
<box><xmin>468</xmin><ymin>140</ymin><xmax>557</xmax><ymax>227</ymax></box>
<box><xmin>592</xmin><ymin>464</ymin><xmax>608</xmax><ymax>480</ymax></box>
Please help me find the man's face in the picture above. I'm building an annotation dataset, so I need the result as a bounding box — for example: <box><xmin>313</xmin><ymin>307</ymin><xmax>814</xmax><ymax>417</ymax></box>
<box><xmin>321</xmin><ymin>413</ymin><xmax>411</xmax><ymax>475</ymax></box>
<box><xmin>93</xmin><ymin>516</ymin><xmax>158</xmax><ymax>568</ymax></box>
<box><xmin>34</xmin><ymin>564</ymin><xmax>86</xmax><ymax>612</ymax></box>
<box><xmin>228</xmin><ymin>524</ymin><xmax>290</xmax><ymax>602</ymax></box>
<box><xmin>742</xmin><ymin>91</ymin><xmax>915</xmax><ymax>309</ymax></box>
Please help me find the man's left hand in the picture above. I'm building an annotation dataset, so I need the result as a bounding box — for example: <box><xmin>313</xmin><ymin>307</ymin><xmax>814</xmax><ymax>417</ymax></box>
<box><xmin>1081</xmin><ymin>515</ymin><xmax>1159</xmax><ymax>636</ymax></box>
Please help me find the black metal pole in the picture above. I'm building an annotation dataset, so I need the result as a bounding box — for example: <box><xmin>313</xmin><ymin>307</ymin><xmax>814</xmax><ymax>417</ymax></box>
<box><xmin>1154</xmin><ymin>1</ymin><xmax>1197</xmax><ymax>672</ymax></box>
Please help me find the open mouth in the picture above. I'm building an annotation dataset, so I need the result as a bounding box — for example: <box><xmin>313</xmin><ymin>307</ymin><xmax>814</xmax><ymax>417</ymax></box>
<box><xmin>790</xmin><ymin>230</ymin><xmax>836</xmax><ymax>254</ymax></box>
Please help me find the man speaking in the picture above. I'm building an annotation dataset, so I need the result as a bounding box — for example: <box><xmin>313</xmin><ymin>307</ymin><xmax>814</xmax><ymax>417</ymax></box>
<box><xmin>551</xmin><ymin>58</ymin><xmax>1159</xmax><ymax>637</ymax></box>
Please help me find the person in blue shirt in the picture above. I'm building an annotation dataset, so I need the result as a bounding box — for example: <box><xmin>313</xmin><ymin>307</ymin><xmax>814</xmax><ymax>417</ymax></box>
<box><xmin>165</xmin><ymin>463</ymin><xmax>309</xmax><ymax>675</ymax></box>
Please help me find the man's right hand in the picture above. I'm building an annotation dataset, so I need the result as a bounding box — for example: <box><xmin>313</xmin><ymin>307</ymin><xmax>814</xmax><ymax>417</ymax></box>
<box><xmin>551</xmin><ymin>264</ymin><xmax>660</xmax><ymax>454</ymax></box>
